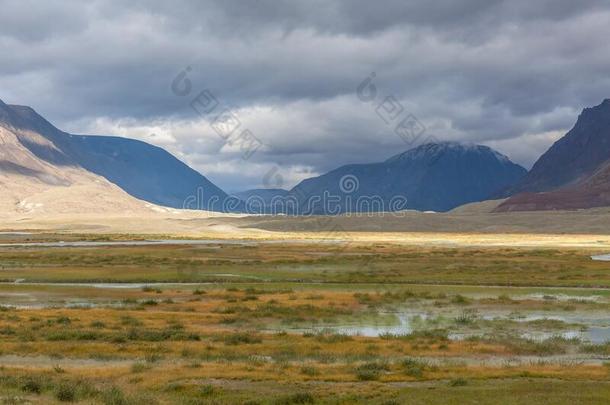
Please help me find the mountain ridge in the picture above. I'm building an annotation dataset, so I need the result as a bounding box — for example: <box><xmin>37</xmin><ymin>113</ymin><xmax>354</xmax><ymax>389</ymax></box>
<box><xmin>0</xmin><ymin>100</ymin><xmax>229</xmax><ymax>211</ymax></box>
<box><xmin>496</xmin><ymin>99</ymin><xmax>610</xmax><ymax>212</ymax></box>
<box><xmin>280</xmin><ymin>142</ymin><xmax>527</xmax><ymax>213</ymax></box>
<box><xmin>503</xmin><ymin>99</ymin><xmax>610</xmax><ymax>194</ymax></box>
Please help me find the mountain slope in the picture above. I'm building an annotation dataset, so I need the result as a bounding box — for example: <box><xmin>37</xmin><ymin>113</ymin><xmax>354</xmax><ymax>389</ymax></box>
<box><xmin>505</xmin><ymin>99</ymin><xmax>610</xmax><ymax>194</ymax></box>
<box><xmin>0</xmin><ymin>107</ymin><xmax>156</xmax><ymax>217</ymax></box>
<box><xmin>0</xmin><ymin>100</ymin><xmax>229</xmax><ymax>211</ymax></box>
<box><xmin>287</xmin><ymin>142</ymin><xmax>526</xmax><ymax>213</ymax></box>
<box><xmin>496</xmin><ymin>99</ymin><xmax>610</xmax><ymax>212</ymax></box>
<box><xmin>496</xmin><ymin>161</ymin><xmax>610</xmax><ymax>212</ymax></box>
<box><xmin>234</xmin><ymin>189</ymin><xmax>289</xmax><ymax>205</ymax></box>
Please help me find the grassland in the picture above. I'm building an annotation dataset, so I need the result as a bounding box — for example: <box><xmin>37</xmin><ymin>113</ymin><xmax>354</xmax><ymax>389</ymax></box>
<box><xmin>0</xmin><ymin>235</ymin><xmax>609</xmax><ymax>404</ymax></box>
<box><xmin>1</xmin><ymin>238</ymin><xmax>610</xmax><ymax>287</ymax></box>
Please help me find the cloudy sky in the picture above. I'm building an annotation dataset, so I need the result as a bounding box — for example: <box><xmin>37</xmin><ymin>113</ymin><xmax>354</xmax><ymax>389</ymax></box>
<box><xmin>1</xmin><ymin>0</ymin><xmax>610</xmax><ymax>192</ymax></box>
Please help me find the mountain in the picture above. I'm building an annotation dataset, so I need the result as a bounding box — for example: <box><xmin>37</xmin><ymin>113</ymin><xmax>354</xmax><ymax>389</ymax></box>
<box><xmin>281</xmin><ymin>142</ymin><xmax>526</xmax><ymax>214</ymax></box>
<box><xmin>0</xmin><ymin>100</ymin><xmax>229</xmax><ymax>211</ymax></box>
<box><xmin>496</xmin><ymin>99</ymin><xmax>610</xmax><ymax>212</ymax></box>
<box><xmin>0</xmin><ymin>101</ymin><xmax>156</xmax><ymax>216</ymax></box>
<box><xmin>495</xmin><ymin>162</ymin><xmax>610</xmax><ymax>212</ymax></box>
<box><xmin>234</xmin><ymin>188</ymin><xmax>289</xmax><ymax>205</ymax></box>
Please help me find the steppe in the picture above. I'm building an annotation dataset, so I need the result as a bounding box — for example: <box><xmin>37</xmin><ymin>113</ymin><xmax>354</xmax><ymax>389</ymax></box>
<box><xmin>0</xmin><ymin>208</ymin><xmax>609</xmax><ymax>404</ymax></box>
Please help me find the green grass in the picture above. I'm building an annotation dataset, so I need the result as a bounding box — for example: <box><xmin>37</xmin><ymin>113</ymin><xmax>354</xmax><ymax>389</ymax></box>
<box><xmin>1</xmin><ymin>374</ymin><xmax>609</xmax><ymax>404</ymax></box>
<box><xmin>1</xmin><ymin>243</ymin><xmax>609</xmax><ymax>287</ymax></box>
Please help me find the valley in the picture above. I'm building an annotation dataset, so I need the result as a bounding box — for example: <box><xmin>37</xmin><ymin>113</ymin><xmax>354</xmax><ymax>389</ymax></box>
<box><xmin>3</xmin><ymin>2</ymin><xmax>610</xmax><ymax>404</ymax></box>
<box><xmin>0</xmin><ymin>234</ymin><xmax>609</xmax><ymax>404</ymax></box>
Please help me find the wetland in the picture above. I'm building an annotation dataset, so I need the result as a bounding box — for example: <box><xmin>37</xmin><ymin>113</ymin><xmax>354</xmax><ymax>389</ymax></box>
<box><xmin>0</xmin><ymin>234</ymin><xmax>609</xmax><ymax>404</ymax></box>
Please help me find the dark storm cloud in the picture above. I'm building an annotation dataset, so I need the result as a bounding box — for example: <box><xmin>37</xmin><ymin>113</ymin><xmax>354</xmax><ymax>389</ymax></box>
<box><xmin>1</xmin><ymin>0</ymin><xmax>610</xmax><ymax>190</ymax></box>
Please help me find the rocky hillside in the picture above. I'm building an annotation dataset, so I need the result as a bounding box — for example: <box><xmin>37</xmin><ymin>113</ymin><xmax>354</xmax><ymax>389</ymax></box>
<box><xmin>497</xmin><ymin>99</ymin><xmax>610</xmax><ymax>212</ymax></box>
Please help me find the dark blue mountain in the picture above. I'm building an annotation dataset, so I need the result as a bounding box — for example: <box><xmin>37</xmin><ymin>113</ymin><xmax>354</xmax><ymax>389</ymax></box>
<box><xmin>287</xmin><ymin>142</ymin><xmax>527</xmax><ymax>213</ymax></box>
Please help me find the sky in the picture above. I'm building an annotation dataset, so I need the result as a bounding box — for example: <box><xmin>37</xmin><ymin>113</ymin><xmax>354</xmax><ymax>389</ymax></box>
<box><xmin>1</xmin><ymin>0</ymin><xmax>610</xmax><ymax>192</ymax></box>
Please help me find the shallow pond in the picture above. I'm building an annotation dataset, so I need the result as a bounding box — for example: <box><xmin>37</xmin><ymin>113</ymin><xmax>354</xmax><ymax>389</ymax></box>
<box><xmin>0</xmin><ymin>239</ymin><xmax>253</xmax><ymax>248</ymax></box>
<box><xmin>520</xmin><ymin>327</ymin><xmax>610</xmax><ymax>344</ymax></box>
<box><xmin>0</xmin><ymin>238</ymin><xmax>347</xmax><ymax>248</ymax></box>
<box><xmin>283</xmin><ymin>311</ymin><xmax>610</xmax><ymax>344</ymax></box>
<box><xmin>2</xmin><ymin>282</ymin><xmax>207</xmax><ymax>289</ymax></box>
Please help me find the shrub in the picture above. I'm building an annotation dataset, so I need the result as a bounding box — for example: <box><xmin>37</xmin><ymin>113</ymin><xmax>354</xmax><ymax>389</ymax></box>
<box><xmin>354</xmin><ymin>361</ymin><xmax>388</xmax><ymax>381</ymax></box>
<box><xmin>451</xmin><ymin>295</ymin><xmax>470</xmax><ymax>305</ymax></box>
<box><xmin>54</xmin><ymin>381</ymin><xmax>76</xmax><ymax>402</ymax></box>
<box><xmin>131</xmin><ymin>362</ymin><xmax>151</xmax><ymax>373</ymax></box>
<box><xmin>120</xmin><ymin>316</ymin><xmax>142</xmax><ymax>326</ymax></box>
<box><xmin>580</xmin><ymin>343</ymin><xmax>610</xmax><ymax>355</ymax></box>
<box><xmin>145</xmin><ymin>353</ymin><xmax>162</xmax><ymax>363</ymax></box>
<box><xmin>300</xmin><ymin>366</ymin><xmax>319</xmax><ymax>376</ymax></box>
<box><xmin>449</xmin><ymin>378</ymin><xmax>468</xmax><ymax>387</ymax></box>
<box><xmin>314</xmin><ymin>332</ymin><xmax>352</xmax><ymax>343</ymax></box>
<box><xmin>223</xmin><ymin>332</ymin><xmax>262</xmax><ymax>345</ymax></box>
<box><xmin>122</xmin><ymin>298</ymin><xmax>137</xmax><ymax>305</ymax></box>
<box><xmin>199</xmin><ymin>384</ymin><xmax>216</xmax><ymax>396</ymax></box>
<box><xmin>20</xmin><ymin>377</ymin><xmax>42</xmax><ymax>394</ymax></box>
<box><xmin>101</xmin><ymin>386</ymin><xmax>129</xmax><ymax>405</ymax></box>
<box><xmin>275</xmin><ymin>392</ymin><xmax>315</xmax><ymax>404</ymax></box>
<box><xmin>56</xmin><ymin>316</ymin><xmax>72</xmax><ymax>325</ymax></box>
<box><xmin>356</xmin><ymin>369</ymin><xmax>380</xmax><ymax>381</ymax></box>
<box><xmin>402</xmin><ymin>358</ymin><xmax>430</xmax><ymax>378</ymax></box>
<box><xmin>454</xmin><ymin>310</ymin><xmax>477</xmax><ymax>325</ymax></box>
<box><xmin>53</xmin><ymin>365</ymin><xmax>66</xmax><ymax>374</ymax></box>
